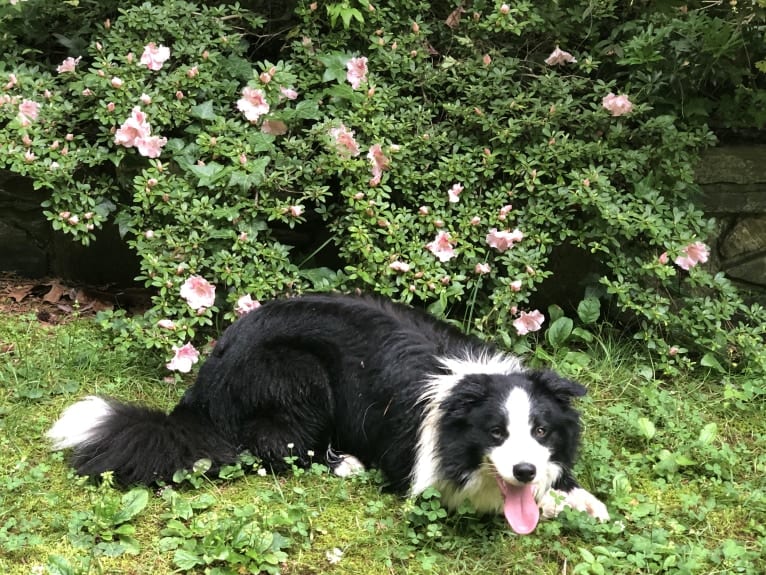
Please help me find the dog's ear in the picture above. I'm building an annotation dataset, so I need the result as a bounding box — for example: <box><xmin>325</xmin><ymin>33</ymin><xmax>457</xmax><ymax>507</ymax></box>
<box><xmin>441</xmin><ymin>374</ymin><xmax>492</xmax><ymax>418</ymax></box>
<box><xmin>530</xmin><ymin>369</ymin><xmax>587</xmax><ymax>404</ymax></box>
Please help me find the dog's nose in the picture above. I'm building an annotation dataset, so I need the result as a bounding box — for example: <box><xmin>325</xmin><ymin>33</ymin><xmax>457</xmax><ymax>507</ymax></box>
<box><xmin>512</xmin><ymin>462</ymin><xmax>536</xmax><ymax>483</ymax></box>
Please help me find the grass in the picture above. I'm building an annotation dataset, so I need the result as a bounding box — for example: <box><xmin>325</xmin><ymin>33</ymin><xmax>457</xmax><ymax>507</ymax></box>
<box><xmin>1</xmin><ymin>313</ymin><xmax>765</xmax><ymax>574</ymax></box>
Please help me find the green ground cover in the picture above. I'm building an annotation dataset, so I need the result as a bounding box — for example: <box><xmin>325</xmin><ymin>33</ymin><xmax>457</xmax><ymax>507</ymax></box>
<box><xmin>1</xmin><ymin>313</ymin><xmax>764</xmax><ymax>574</ymax></box>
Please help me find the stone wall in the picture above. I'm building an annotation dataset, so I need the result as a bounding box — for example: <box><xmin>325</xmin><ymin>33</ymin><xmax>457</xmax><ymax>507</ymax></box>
<box><xmin>697</xmin><ymin>146</ymin><xmax>766</xmax><ymax>296</ymax></box>
<box><xmin>0</xmin><ymin>171</ymin><xmax>138</xmax><ymax>285</ymax></box>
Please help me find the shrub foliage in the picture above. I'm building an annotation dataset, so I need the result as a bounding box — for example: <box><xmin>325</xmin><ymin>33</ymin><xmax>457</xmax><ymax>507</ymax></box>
<box><xmin>0</xmin><ymin>0</ymin><xmax>764</xmax><ymax>373</ymax></box>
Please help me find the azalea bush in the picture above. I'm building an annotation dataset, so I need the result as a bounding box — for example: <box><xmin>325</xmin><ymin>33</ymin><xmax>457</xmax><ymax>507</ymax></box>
<box><xmin>0</xmin><ymin>0</ymin><xmax>765</xmax><ymax>375</ymax></box>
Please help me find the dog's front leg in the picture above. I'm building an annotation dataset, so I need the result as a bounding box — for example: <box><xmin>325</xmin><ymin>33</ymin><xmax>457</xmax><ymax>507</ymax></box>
<box><xmin>540</xmin><ymin>487</ymin><xmax>610</xmax><ymax>522</ymax></box>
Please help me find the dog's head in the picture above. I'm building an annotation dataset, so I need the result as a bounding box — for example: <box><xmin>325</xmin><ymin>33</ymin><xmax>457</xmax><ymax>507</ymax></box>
<box><xmin>435</xmin><ymin>369</ymin><xmax>586</xmax><ymax>533</ymax></box>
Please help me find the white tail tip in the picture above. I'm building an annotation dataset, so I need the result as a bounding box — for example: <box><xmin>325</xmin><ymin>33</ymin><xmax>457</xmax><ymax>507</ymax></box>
<box><xmin>47</xmin><ymin>396</ymin><xmax>113</xmax><ymax>450</ymax></box>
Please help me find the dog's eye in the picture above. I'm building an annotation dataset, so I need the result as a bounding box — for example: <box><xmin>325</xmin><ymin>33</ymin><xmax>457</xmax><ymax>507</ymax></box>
<box><xmin>489</xmin><ymin>427</ymin><xmax>506</xmax><ymax>441</ymax></box>
<box><xmin>534</xmin><ymin>426</ymin><xmax>547</xmax><ymax>438</ymax></box>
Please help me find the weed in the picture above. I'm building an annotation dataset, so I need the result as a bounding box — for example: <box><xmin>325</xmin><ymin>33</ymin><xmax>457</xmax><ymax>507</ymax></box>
<box><xmin>1</xmin><ymin>316</ymin><xmax>765</xmax><ymax>574</ymax></box>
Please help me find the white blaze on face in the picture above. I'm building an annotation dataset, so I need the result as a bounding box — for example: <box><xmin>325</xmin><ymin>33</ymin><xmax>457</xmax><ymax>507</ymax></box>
<box><xmin>489</xmin><ymin>387</ymin><xmax>558</xmax><ymax>534</ymax></box>
<box><xmin>490</xmin><ymin>387</ymin><xmax>551</xmax><ymax>480</ymax></box>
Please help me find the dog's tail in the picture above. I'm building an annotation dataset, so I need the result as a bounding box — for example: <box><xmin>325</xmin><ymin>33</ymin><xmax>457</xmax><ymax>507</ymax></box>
<box><xmin>47</xmin><ymin>396</ymin><xmax>238</xmax><ymax>485</ymax></box>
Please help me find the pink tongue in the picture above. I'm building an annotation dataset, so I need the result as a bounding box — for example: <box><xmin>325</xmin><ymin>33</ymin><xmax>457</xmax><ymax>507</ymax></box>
<box><xmin>496</xmin><ymin>476</ymin><xmax>539</xmax><ymax>534</ymax></box>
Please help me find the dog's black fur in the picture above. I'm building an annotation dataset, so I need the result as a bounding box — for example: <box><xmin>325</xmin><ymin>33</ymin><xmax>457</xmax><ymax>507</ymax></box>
<box><xmin>49</xmin><ymin>294</ymin><xmax>607</xmax><ymax>531</ymax></box>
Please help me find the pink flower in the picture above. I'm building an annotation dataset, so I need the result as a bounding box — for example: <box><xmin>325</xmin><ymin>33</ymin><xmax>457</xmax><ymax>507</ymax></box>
<box><xmin>187</xmin><ymin>66</ymin><xmax>199</xmax><ymax>78</ymax></box>
<box><xmin>668</xmin><ymin>346</ymin><xmax>679</xmax><ymax>356</ymax></box>
<box><xmin>180</xmin><ymin>275</ymin><xmax>216</xmax><ymax>310</ymax></box>
<box><xmin>237</xmin><ymin>86</ymin><xmax>270</xmax><ymax>123</ymax></box>
<box><xmin>545</xmin><ymin>46</ymin><xmax>577</xmax><ymax>66</ymax></box>
<box><xmin>500</xmin><ymin>4</ymin><xmax>510</xmax><ymax>14</ymax></box>
<box><xmin>140</xmin><ymin>93</ymin><xmax>152</xmax><ymax>105</ymax></box>
<box><xmin>23</xmin><ymin>149</ymin><xmax>36</xmax><ymax>163</ymax></box>
<box><xmin>475</xmin><ymin>263</ymin><xmax>491</xmax><ymax>275</ymax></box>
<box><xmin>389</xmin><ymin>260</ymin><xmax>411</xmax><ymax>273</ymax></box>
<box><xmin>114</xmin><ymin>107</ymin><xmax>151</xmax><ymax>148</ymax></box>
<box><xmin>166</xmin><ymin>343</ymin><xmax>200</xmax><ymax>373</ymax></box>
<box><xmin>602</xmin><ymin>92</ymin><xmax>633</xmax><ymax>116</ymax></box>
<box><xmin>235</xmin><ymin>294</ymin><xmax>261</xmax><ymax>316</ymax></box>
<box><xmin>346</xmin><ymin>56</ymin><xmax>368</xmax><ymax>89</ymax></box>
<box><xmin>157</xmin><ymin>319</ymin><xmax>176</xmax><ymax>329</ymax></box>
<box><xmin>329</xmin><ymin>124</ymin><xmax>360</xmax><ymax>157</ymax></box>
<box><xmin>140</xmin><ymin>42</ymin><xmax>171</xmax><ymax>71</ymax></box>
<box><xmin>513</xmin><ymin>310</ymin><xmax>545</xmax><ymax>335</ymax></box>
<box><xmin>510</xmin><ymin>279</ymin><xmax>522</xmax><ymax>292</ymax></box>
<box><xmin>280</xmin><ymin>86</ymin><xmax>298</xmax><ymax>100</ymax></box>
<box><xmin>426</xmin><ymin>231</ymin><xmax>457</xmax><ymax>262</ymax></box>
<box><xmin>56</xmin><ymin>56</ymin><xmax>82</xmax><ymax>74</ymax></box>
<box><xmin>367</xmin><ymin>143</ymin><xmax>389</xmax><ymax>186</ymax></box>
<box><xmin>136</xmin><ymin>135</ymin><xmax>168</xmax><ymax>158</ymax></box>
<box><xmin>498</xmin><ymin>204</ymin><xmax>513</xmax><ymax>220</ymax></box>
<box><xmin>110</xmin><ymin>77</ymin><xmax>123</xmax><ymax>88</ymax></box>
<box><xmin>288</xmin><ymin>205</ymin><xmax>304</xmax><ymax>217</ymax></box>
<box><xmin>674</xmin><ymin>241</ymin><xmax>709</xmax><ymax>271</ymax></box>
<box><xmin>447</xmin><ymin>183</ymin><xmax>464</xmax><ymax>203</ymax></box>
<box><xmin>261</xmin><ymin>119</ymin><xmax>288</xmax><ymax>135</ymax></box>
<box><xmin>486</xmin><ymin>228</ymin><xmax>524</xmax><ymax>252</ymax></box>
<box><xmin>658</xmin><ymin>252</ymin><xmax>669</xmax><ymax>265</ymax></box>
<box><xmin>18</xmin><ymin>99</ymin><xmax>40</xmax><ymax>125</ymax></box>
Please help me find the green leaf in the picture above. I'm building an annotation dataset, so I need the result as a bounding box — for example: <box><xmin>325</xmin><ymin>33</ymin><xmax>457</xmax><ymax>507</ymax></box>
<box><xmin>113</xmin><ymin>488</ymin><xmax>149</xmax><ymax>524</ymax></box>
<box><xmin>228</xmin><ymin>156</ymin><xmax>270</xmax><ymax>190</ymax></box>
<box><xmin>577</xmin><ymin>297</ymin><xmax>601</xmax><ymax>324</ymax></box>
<box><xmin>563</xmin><ymin>351</ymin><xmax>591</xmax><ymax>368</ymax></box>
<box><xmin>578</xmin><ymin>547</ymin><xmax>596</xmax><ymax>563</ymax></box>
<box><xmin>188</xmin><ymin>162</ymin><xmax>229</xmax><ymax>188</ymax></box>
<box><xmin>46</xmin><ymin>556</ymin><xmax>76</xmax><ymax>575</ymax></box>
<box><xmin>117</xmin><ymin>535</ymin><xmax>141</xmax><ymax>555</ymax></box>
<box><xmin>571</xmin><ymin>327</ymin><xmax>594</xmax><ymax>343</ymax></box>
<box><xmin>223</xmin><ymin>54</ymin><xmax>255</xmax><ymax>81</ymax></box>
<box><xmin>611</xmin><ymin>472</ymin><xmax>631</xmax><ymax>495</ymax></box>
<box><xmin>190</xmin><ymin>101</ymin><xmax>217</xmax><ymax>121</ymax></box>
<box><xmin>547</xmin><ymin>304</ymin><xmax>565</xmax><ymax>322</ymax></box>
<box><xmin>173</xmin><ymin>549</ymin><xmax>202</xmax><ymax>570</ymax></box>
<box><xmin>698</xmin><ymin>422</ymin><xmax>718</xmax><ymax>445</ymax></box>
<box><xmin>675</xmin><ymin>454</ymin><xmax>695</xmax><ymax>466</ymax></box>
<box><xmin>700</xmin><ymin>353</ymin><xmax>725</xmax><ymax>373</ymax></box>
<box><xmin>317</xmin><ymin>52</ymin><xmax>351</xmax><ymax>83</ymax></box>
<box><xmin>192</xmin><ymin>458</ymin><xmax>212</xmax><ymax>474</ymax></box>
<box><xmin>636</xmin><ymin>417</ymin><xmax>656</xmax><ymax>440</ymax></box>
<box><xmin>546</xmin><ymin>317</ymin><xmax>573</xmax><ymax>349</ymax></box>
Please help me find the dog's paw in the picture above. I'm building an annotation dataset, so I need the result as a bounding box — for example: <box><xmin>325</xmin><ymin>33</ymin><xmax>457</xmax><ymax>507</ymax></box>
<box><xmin>540</xmin><ymin>488</ymin><xmax>609</xmax><ymax>522</ymax></box>
<box><xmin>331</xmin><ymin>454</ymin><xmax>366</xmax><ymax>478</ymax></box>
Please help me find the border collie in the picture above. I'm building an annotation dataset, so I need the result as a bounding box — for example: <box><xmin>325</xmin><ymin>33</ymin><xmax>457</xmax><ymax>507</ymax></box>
<box><xmin>48</xmin><ymin>294</ymin><xmax>608</xmax><ymax>534</ymax></box>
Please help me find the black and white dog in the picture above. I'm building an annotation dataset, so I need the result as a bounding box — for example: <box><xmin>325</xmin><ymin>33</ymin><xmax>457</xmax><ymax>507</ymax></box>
<box><xmin>48</xmin><ymin>294</ymin><xmax>608</xmax><ymax>534</ymax></box>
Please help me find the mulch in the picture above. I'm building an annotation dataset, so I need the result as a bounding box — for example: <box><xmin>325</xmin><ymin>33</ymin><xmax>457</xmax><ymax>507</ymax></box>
<box><xmin>0</xmin><ymin>272</ymin><xmax>152</xmax><ymax>325</ymax></box>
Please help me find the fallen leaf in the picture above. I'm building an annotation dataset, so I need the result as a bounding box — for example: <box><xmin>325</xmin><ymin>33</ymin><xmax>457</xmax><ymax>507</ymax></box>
<box><xmin>445</xmin><ymin>5</ymin><xmax>465</xmax><ymax>29</ymax></box>
<box><xmin>6</xmin><ymin>284</ymin><xmax>34</xmax><ymax>302</ymax></box>
<box><xmin>43</xmin><ymin>281</ymin><xmax>68</xmax><ymax>304</ymax></box>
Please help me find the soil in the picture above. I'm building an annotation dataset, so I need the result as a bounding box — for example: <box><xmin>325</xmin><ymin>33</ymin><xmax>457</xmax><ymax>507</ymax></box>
<box><xmin>0</xmin><ymin>272</ymin><xmax>152</xmax><ymax>324</ymax></box>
